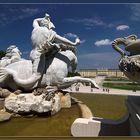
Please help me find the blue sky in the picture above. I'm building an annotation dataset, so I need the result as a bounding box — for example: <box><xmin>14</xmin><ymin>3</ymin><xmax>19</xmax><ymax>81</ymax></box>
<box><xmin>0</xmin><ymin>4</ymin><xmax>140</xmax><ymax>69</ymax></box>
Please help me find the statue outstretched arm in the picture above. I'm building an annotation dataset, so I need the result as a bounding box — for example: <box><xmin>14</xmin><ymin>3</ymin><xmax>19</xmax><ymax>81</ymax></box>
<box><xmin>54</xmin><ymin>34</ymin><xmax>80</xmax><ymax>47</ymax></box>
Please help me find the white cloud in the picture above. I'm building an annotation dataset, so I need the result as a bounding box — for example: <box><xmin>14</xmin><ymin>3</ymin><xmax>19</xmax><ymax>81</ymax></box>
<box><xmin>13</xmin><ymin>8</ymin><xmax>40</xmax><ymax>21</ymax></box>
<box><xmin>130</xmin><ymin>4</ymin><xmax>140</xmax><ymax>21</ymax></box>
<box><xmin>64</xmin><ymin>33</ymin><xmax>86</xmax><ymax>44</ymax></box>
<box><xmin>81</xmin><ymin>40</ymin><xmax>86</xmax><ymax>44</ymax></box>
<box><xmin>21</xmin><ymin>8</ymin><xmax>39</xmax><ymax>14</ymax></box>
<box><xmin>66</xmin><ymin>17</ymin><xmax>105</xmax><ymax>27</ymax></box>
<box><xmin>116</xmin><ymin>25</ymin><xmax>130</xmax><ymax>31</ymax></box>
<box><xmin>0</xmin><ymin>7</ymin><xmax>41</xmax><ymax>26</ymax></box>
<box><xmin>94</xmin><ymin>39</ymin><xmax>112</xmax><ymax>46</ymax></box>
<box><xmin>64</xmin><ymin>33</ymin><xmax>78</xmax><ymax>38</ymax></box>
<box><xmin>65</xmin><ymin>17</ymin><xmax>115</xmax><ymax>29</ymax></box>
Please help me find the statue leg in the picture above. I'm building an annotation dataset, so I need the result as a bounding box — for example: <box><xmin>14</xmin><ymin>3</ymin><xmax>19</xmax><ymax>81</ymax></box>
<box><xmin>59</xmin><ymin>76</ymin><xmax>99</xmax><ymax>89</ymax></box>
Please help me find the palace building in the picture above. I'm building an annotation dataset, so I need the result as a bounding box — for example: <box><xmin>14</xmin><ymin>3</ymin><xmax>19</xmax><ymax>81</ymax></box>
<box><xmin>79</xmin><ymin>69</ymin><xmax>125</xmax><ymax>77</ymax></box>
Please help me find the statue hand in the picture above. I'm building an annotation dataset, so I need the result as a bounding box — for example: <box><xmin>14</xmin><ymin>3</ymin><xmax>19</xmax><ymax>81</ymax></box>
<box><xmin>75</xmin><ymin>38</ymin><xmax>80</xmax><ymax>46</ymax></box>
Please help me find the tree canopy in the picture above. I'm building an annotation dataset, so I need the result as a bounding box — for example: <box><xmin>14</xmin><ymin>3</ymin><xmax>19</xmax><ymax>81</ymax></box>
<box><xmin>0</xmin><ymin>50</ymin><xmax>6</xmax><ymax>60</ymax></box>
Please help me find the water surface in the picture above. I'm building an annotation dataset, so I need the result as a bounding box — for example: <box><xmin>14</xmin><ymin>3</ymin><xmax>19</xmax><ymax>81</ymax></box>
<box><xmin>0</xmin><ymin>104</ymin><xmax>80</xmax><ymax>136</ymax></box>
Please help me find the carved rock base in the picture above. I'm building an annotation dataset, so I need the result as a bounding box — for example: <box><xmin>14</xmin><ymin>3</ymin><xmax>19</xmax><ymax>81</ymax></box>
<box><xmin>5</xmin><ymin>93</ymin><xmax>60</xmax><ymax>115</ymax></box>
<box><xmin>4</xmin><ymin>90</ymin><xmax>71</xmax><ymax>116</ymax></box>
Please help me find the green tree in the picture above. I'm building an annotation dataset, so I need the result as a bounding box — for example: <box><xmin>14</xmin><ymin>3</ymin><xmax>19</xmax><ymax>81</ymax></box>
<box><xmin>68</xmin><ymin>72</ymin><xmax>81</xmax><ymax>77</ymax></box>
<box><xmin>0</xmin><ymin>50</ymin><xmax>6</xmax><ymax>60</ymax></box>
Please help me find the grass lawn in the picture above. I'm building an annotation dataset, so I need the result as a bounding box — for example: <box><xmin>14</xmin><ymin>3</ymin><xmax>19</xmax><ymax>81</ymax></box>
<box><xmin>104</xmin><ymin>77</ymin><xmax>130</xmax><ymax>82</ymax></box>
<box><xmin>103</xmin><ymin>82</ymin><xmax>140</xmax><ymax>91</ymax></box>
<box><xmin>72</xmin><ymin>93</ymin><xmax>127</xmax><ymax>120</ymax></box>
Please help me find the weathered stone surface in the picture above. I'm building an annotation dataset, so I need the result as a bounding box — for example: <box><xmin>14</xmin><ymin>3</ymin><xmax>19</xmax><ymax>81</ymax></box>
<box><xmin>0</xmin><ymin>98</ymin><xmax>4</xmax><ymax>110</ymax></box>
<box><xmin>58</xmin><ymin>92</ymin><xmax>71</xmax><ymax>108</ymax></box>
<box><xmin>0</xmin><ymin>111</ymin><xmax>12</xmax><ymax>122</ymax></box>
<box><xmin>0</xmin><ymin>88</ymin><xmax>11</xmax><ymax>98</ymax></box>
<box><xmin>5</xmin><ymin>93</ymin><xmax>61</xmax><ymax>115</ymax></box>
<box><xmin>7</xmin><ymin>60</ymin><xmax>32</xmax><ymax>80</ymax></box>
<box><xmin>112</xmin><ymin>34</ymin><xmax>140</xmax><ymax>84</ymax></box>
<box><xmin>51</xmin><ymin>94</ymin><xmax>61</xmax><ymax>115</ymax></box>
<box><xmin>14</xmin><ymin>90</ymin><xmax>22</xmax><ymax>95</ymax></box>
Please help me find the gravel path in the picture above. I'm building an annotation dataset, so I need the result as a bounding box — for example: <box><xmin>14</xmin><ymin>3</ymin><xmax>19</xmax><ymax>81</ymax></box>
<box><xmin>66</xmin><ymin>85</ymin><xmax>140</xmax><ymax>96</ymax></box>
<box><xmin>64</xmin><ymin>76</ymin><xmax>140</xmax><ymax>96</ymax></box>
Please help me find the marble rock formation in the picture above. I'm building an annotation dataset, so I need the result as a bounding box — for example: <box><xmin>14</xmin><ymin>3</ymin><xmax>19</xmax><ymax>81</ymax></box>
<box><xmin>4</xmin><ymin>88</ymin><xmax>72</xmax><ymax>115</ymax></box>
<box><xmin>5</xmin><ymin>92</ymin><xmax>61</xmax><ymax>115</ymax></box>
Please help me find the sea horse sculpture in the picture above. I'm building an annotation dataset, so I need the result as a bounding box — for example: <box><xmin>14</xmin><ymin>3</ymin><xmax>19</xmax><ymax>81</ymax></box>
<box><xmin>0</xmin><ymin>46</ymin><xmax>99</xmax><ymax>91</ymax></box>
<box><xmin>112</xmin><ymin>34</ymin><xmax>140</xmax><ymax>83</ymax></box>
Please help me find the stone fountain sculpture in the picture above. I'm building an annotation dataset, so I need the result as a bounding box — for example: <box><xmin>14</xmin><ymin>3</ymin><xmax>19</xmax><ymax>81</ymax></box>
<box><xmin>112</xmin><ymin>34</ymin><xmax>140</xmax><ymax>83</ymax></box>
<box><xmin>0</xmin><ymin>13</ymin><xmax>98</xmax><ymax>116</ymax></box>
<box><xmin>0</xmin><ymin>13</ymin><xmax>99</xmax><ymax>92</ymax></box>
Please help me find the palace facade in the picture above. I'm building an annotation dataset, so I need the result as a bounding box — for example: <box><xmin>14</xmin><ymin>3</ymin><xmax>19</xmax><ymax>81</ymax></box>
<box><xmin>79</xmin><ymin>69</ymin><xmax>125</xmax><ymax>77</ymax></box>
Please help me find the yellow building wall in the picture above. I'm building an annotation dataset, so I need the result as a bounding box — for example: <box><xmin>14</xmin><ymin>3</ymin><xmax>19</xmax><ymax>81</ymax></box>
<box><xmin>79</xmin><ymin>69</ymin><xmax>125</xmax><ymax>77</ymax></box>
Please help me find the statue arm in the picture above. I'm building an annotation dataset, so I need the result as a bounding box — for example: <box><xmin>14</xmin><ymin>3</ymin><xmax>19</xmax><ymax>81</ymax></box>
<box><xmin>33</xmin><ymin>18</ymin><xmax>43</xmax><ymax>28</ymax></box>
<box><xmin>54</xmin><ymin>34</ymin><xmax>80</xmax><ymax>46</ymax></box>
